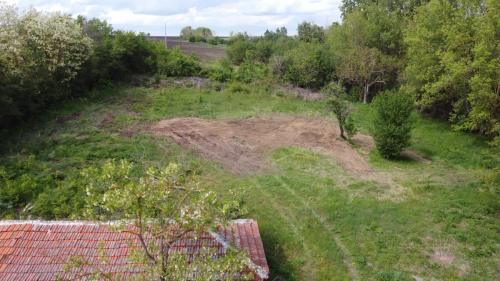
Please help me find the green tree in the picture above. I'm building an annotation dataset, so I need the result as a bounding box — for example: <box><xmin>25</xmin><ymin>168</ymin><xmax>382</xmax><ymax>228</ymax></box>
<box><xmin>463</xmin><ymin>0</ymin><xmax>500</xmax><ymax>142</ymax></box>
<box><xmin>324</xmin><ymin>82</ymin><xmax>357</xmax><ymax>139</ymax></box>
<box><xmin>0</xmin><ymin>3</ymin><xmax>92</xmax><ymax>126</ymax></box>
<box><xmin>283</xmin><ymin>42</ymin><xmax>334</xmax><ymax>89</ymax></box>
<box><xmin>328</xmin><ymin>8</ymin><xmax>399</xmax><ymax>103</ymax></box>
<box><xmin>336</xmin><ymin>46</ymin><xmax>390</xmax><ymax>103</ymax></box>
<box><xmin>181</xmin><ymin>26</ymin><xmax>214</xmax><ymax>42</ymax></box>
<box><xmin>180</xmin><ymin>26</ymin><xmax>193</xmax><ymax>39</ymax></box>
<box><xmin>227</xmin><ymin>33</ymin><xmax>254</xmax><ymax>64</ymax></box>
<box><xmin>372</xmin><ymin>90</ymin><xmax>414</xmax><ymax>158</ymax></box>
<box><xmin>79</xmin><ymin>160</ymin><xmax>253</xmax><ymax>281</ymax></box>
<box><xmin>341</xmin><ymin>0</ymin><xmax>427</xmax><ymax>17</ymax></box>
<box><xmin>297</xmin><ymin>21</ymin><xmax>325</xmax><ymax>43</ymax></box>
<box><xmin>157</xmin><ymin>47</ymin><xmax>201</xmax><ymax>77</ymax></box>
<box><xmin>404</xmin><ymin>0</ymin><xmax>499</xmax><ymax>142</ymax></box>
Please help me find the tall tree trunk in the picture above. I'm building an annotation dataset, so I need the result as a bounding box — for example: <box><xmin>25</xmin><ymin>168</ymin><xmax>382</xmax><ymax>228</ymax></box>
<box><xmin>363</xmin><ymin>83</ymin><xmax>369</xmax><ymax>104</ymax></box>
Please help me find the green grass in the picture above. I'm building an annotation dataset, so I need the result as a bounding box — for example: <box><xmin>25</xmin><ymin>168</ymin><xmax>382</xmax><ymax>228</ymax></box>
<box><xmin>0</xmin><ymin>84</ymin><xmax>498</xmax><ymax>280</ymax></box>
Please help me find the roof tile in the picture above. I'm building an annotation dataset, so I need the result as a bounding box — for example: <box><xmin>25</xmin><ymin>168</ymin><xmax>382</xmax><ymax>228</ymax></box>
<box><xmin>0</xmin><ymin>220</ymin><xmax>268</xmax><ymax>280</ymax></box>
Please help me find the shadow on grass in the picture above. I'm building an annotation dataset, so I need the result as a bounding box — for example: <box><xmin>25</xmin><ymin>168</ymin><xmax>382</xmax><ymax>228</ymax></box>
<box><xmin>260</xmin><ymin>229</ymin><xmax>297</xmax><ymax>281</ymax></box>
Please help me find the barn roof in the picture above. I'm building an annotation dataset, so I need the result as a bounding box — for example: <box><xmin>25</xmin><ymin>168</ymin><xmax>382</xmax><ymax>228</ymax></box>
<box><xmin>0</xmin><ymin>219</ymin><xmax>268</xmax><ymax>281</ymax></box>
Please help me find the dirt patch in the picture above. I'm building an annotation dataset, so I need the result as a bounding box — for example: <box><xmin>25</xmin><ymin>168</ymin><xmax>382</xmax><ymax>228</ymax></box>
<box><xmin>56</xmin><ymin>112</ymin><xmax>80</xmax><ymax>124</ymax></box>
<box><xmin>98</xmin><ymin>113</ymin><xmax>115</xmax><ymax>128</ymax></box>
<box><xmin>147</xmin><ymin>37</ymin><xmax>226</xmax><ymax>62</ymax></box>
<box><xmin>430</xmin><ymin>249</ymin><xmax>455</xmax><ymax>266</ymax></box>
<box><xmin>151</xmin><ymin>115</ymin><xmax>373</xmax><ymax>176</ymax></box>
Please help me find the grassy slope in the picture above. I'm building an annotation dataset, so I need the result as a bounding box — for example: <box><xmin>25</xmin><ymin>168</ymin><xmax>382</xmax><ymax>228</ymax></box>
<box><xmin>0</xmin><ymin>85</ymin><xmax>498</xmax><ymax>280</ymax></box>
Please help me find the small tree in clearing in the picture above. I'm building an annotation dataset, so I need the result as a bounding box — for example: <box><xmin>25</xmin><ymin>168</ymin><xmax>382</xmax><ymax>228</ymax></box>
<box><xmin>372</xmin><ymin>90</ymin><xmax>414</xmax><ymax>158</ymax></box>
<box><xmin>324</xmin><ymin>82</ymin><xmax>357</xmax><ymax>140</ymax></box>
<box><xmin>73</xmin><ymin>160</ymin><xmax>253</xmax><ymax>281</ymax></box>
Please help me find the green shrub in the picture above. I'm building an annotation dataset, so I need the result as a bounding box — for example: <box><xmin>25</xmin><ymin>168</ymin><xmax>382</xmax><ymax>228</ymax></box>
<box><xmin>157</xmin><ymin>48</ymin><xmax>201</xmax><ymax>77</ymax></box>
<box><xmin>254</xmin><ymin>39</ymin><xmax>273</xmax><ymax>63</ymax></box>
<box><xmin>324</xmin><ymin>82</ymin><xmax>357</xmax><ymax>139</ymax></box>
<box><xmin>205</xmin><ymin>59</ymin><xmax>234</xmax><ymax>82</ymax></box>
<box><xmin>227</xmin><ymin>33</ymin><xmax>255</xmax><ymax>64</ymax></box>
<box><xmin>283</xmin><ymin>42</ymin><xmax>334</xmax><ymax>89</ymax></box>
<box><xmin>0</xmin><ymin>155</ymin><xmax>57</xmax><ymax>218</ymax></box>
<box><xmin>0</xmin><ymin>6</ymin><xmax>93</xmax><ymax>126</ymax></box>
<box><xmin>372</xmin><ymin>90</ymin><xmax>414</xmax><ymax>158</ymax></box>
<box><xmin>226</xmin><ymin>82</ymin><xmax>250</xmax><ymax>94</ymax></box>
<box><xmin>234</xmin><ymin>59</ymin><xmax>267</xmax><ymax>83</ymax></box>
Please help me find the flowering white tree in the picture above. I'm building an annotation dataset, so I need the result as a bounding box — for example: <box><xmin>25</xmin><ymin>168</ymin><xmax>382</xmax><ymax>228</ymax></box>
<box><xmin>0</xmin><ymin>1</ymin><xmax>92</xmax><ymax>123</ymax></box>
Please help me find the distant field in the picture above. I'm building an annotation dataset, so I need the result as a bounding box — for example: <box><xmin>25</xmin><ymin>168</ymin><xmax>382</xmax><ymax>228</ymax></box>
<box><xmin>148</xmin><ymin>36</ymin><xmax>226</xmax><ymax>61</ymax></box>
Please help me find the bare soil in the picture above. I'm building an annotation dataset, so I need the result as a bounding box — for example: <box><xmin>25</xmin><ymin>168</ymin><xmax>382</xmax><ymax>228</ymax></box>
<box><xmin>98</xmin><ymin>113</ymin><xmax>115</xmax><ymax>128</ymax></box>
<box><xmin>151</xmin><ymin>115</ymin><xmax>373</xmax><ymax>175</ymax></box>
<box><xmin>147</xmin><ymin>37</ymin><xmax>226</xmax><ymax>62</ymax></box>
<box><xmin>56</xmin><ymin>112</ymin><xmax>81</xmax><ymax>124</ymax></box>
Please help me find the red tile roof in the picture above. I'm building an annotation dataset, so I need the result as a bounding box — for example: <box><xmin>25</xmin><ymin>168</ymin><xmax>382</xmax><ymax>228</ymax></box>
<box><xmin>0</xmin><ymin>219</ymin><xmax>269</xmax><ymax>281</ymax></box>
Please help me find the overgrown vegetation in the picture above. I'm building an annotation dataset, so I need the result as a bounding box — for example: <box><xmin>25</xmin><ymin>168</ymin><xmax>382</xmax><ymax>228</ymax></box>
<box><xmin>0</xmin><ymin>3</ymin><xmax>201</xmax><ymax>129</ymax></box>
<box><xmin>0</xmin><ymin>84</ymin><xmax>497</xmax><ymax>280</ymax></box>
<box><xmin>76</xmin><ymin>160</ymin><xmax>252</xmax><ymax>280</ymax></box>
<box><xmin>0</xmin><ymin>1</ymin><xmax>499</xmax><ymax>280</ymax></box>
<box><xmin>220</xmin><ymin>0</ymin><xmax>499</xmax><ymax>144</ymax></box>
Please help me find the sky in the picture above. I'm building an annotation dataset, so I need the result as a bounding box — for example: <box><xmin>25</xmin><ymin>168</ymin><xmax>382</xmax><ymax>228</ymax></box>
<box><xmin>6</xmin><ymin>0</ymin><xmax>343</xmax><ymax>36</ymax></box>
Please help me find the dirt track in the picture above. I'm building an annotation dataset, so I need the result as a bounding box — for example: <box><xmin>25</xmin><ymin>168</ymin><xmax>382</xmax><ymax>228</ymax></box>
<box><xmin>151</xmin><ymin>115</ymin><xmax>373</xmax><ymax>175</ymax></box>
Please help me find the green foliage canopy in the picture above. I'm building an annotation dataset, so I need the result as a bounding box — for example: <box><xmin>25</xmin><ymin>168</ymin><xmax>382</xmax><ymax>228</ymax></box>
<box><xmin>404</xmin><ymin>0</ymin><xmax>499</xmax><ymax>142</ymax></box>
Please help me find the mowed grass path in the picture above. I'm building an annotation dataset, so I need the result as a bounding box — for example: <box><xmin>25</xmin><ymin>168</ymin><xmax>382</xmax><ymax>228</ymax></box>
<box><xmin>1</xmin><ymin>86</ymin><xmax>498</xmax><ymax>280</ymax></box>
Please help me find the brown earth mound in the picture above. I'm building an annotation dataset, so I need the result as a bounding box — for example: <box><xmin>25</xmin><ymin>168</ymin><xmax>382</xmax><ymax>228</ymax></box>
<box><xmin>151</xmin><ymin>115</ymin><xmax>373</xmax><ymax>175</ymax></box>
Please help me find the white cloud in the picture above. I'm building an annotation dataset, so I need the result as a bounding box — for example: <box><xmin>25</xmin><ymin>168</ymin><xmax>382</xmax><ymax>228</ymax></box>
<box><xmin>14</xmin><ymin>0</ymin><xmax>342</xmax><ymax>35</ymax></box>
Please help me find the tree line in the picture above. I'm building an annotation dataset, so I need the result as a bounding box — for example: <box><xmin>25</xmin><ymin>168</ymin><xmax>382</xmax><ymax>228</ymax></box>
<box><xmin>224</xmin><ymin>0</ymin><xmax>499</xmax><ymax>145</ymax></box>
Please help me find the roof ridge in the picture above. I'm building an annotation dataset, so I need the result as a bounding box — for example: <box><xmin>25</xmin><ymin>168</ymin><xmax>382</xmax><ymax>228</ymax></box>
<box><xmin>0</xmin><ymin>220</ymin><xmax>109</xmax><ymax>226</ymax></box>
<box><xmin>0</xmin><ymin>219</ymin><xmax>256</xmax><ymax>225</ymax></box>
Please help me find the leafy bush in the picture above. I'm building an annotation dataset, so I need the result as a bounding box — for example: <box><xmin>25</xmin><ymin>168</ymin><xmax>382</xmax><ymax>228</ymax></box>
<box><xmin>205</xmin><ymin>59</ymin><xmax>234</xmax><ymax>82</ymax></box>
<box><xmin>233</xmin><ymin>59</ymin><xmax>268</xmax><ymax>83</ymax></box>
<box><xmin>227</xmin><ymin>33</ymin><xmax>255</xmax><ymax>64</ymax></box>
<box><xmin>254</xmin><ymin>39</ymin><xmax>274</xmax><ymax>63</ymax></box>
<box><xmin>282</xmin><ymin>42</ymin><xmax>334</xmax><ymax>89</ymax></box>
<box><xmin>0</xmin><ymin>5</ymin><xmax>92</xmax><ymax>126</ymax></box>
<box><xmin>226</xmin><ymin>82</ymin><xmax>250</xmax><ymax>94</ymax></box>
<box><xmin>157</xmin><ymin>48</ymin><xmax>201</xmax><ymax>77</ymax></box>
<box><xmin>0</xmin><ymin>155</ymin><xmax>84</xmax><ymax>219</ymax></box>
<box><xmin>372</xmin><ymin>90</ymin><xmax>414</xmax><ymax>158</ymax></box>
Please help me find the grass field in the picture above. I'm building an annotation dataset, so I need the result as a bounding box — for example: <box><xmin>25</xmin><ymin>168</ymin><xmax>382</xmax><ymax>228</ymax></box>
<box><xmin>1</xmin><ymin>84</ymin><xmax>498</xmax><ymax>280</ymax></box>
